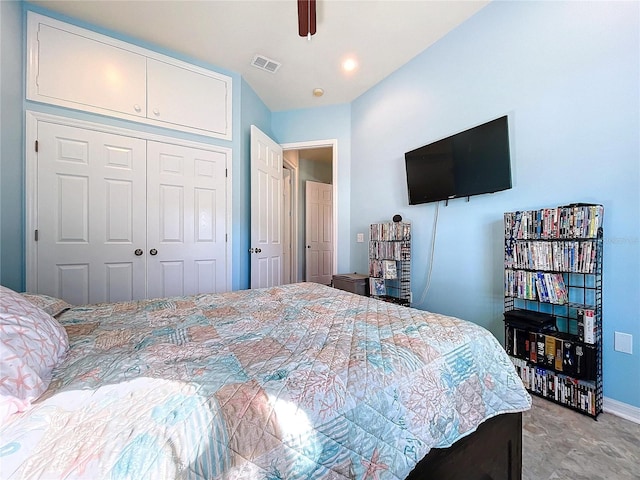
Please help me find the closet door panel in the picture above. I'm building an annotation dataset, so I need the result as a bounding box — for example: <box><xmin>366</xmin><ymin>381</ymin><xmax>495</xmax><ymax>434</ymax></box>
<box><xmin>157</xmin><ymin>261</ymin><xmax>185</xmax><ymax>298</ymax></box>
<box><xmin>36</xmin><ymin>121</ymin><xmax>147</xmax><ymax>304</ymax></box>
<box><xmin>57</xmin><ymin>174</ymin><xmax>89</xmax><ymax>242</ymax></box>
<box><xmin>158</xmin><ymin>184</ymin><xmax>185</xmax><ymax>242</ymax></box>
<box><xmin>146</xmin><ymin>141</ymin><xmax>228</xmax><ymax>298</ymax></box>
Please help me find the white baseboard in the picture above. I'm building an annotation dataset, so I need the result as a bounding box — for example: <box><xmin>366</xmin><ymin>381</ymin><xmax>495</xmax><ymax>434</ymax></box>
<box><xmin>603</xmin><ymin>397</ymin><xmax>640</xmax><ymax>424</ymax></box>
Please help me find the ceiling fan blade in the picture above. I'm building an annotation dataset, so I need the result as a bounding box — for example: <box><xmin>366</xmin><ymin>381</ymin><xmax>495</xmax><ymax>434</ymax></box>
<box><xmin>298</xmin><ymin>0</ymin><xmax>317</xmax><ymax>37</ymax></box>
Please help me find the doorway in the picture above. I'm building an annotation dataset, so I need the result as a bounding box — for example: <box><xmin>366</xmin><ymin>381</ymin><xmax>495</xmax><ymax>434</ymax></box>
<box><xmin>281</xmin><ymin>142</ymin><xmax>336</xmax><ymax>285</ymax></box>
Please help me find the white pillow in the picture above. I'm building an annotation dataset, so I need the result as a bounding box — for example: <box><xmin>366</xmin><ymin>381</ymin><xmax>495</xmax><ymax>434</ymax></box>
<box><xmin>0</xmin><ymin>285</ymin><xmax>69</xmax><ymax>420</ymax></box>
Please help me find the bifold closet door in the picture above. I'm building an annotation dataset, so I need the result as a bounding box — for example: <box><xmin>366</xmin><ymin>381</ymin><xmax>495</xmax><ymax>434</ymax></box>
<box><xmin>146</xmin><ymin>141</ymin><xmax>227</xmax><ymax>298</ymax></box>
<box><xmin>36</xmin><ymin>122</ymin><xmax>147</xmax><ymax>304</ymax></box>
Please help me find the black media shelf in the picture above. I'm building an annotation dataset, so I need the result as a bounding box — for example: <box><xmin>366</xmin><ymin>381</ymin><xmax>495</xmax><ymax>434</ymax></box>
<box><xmin>368</xmin><ymin>221</ymin><xmax>411</xmax><ymax>306</ymax></box>
<box><xmin>503</xmin><ymin>204</ymin><xmax>603</xmax><ymax>419</ymax></box>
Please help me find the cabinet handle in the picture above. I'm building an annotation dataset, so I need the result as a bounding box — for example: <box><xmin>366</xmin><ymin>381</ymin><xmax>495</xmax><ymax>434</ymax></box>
<box><xmin>133</xmin><ymin>104</ymin><xmax>141</xmax><ymax>113</ymax></box>
<box><xmin>152</xmin><ymin>108</ymin><xmax>160</xmax><ymax>117</ymax></box>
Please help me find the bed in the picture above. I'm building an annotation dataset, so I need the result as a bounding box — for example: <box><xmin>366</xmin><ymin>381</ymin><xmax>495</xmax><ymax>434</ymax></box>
<box><xmin>0</xmin><ymin>282</ymin><xmax>531</xmax><ymax>479</ymax></box>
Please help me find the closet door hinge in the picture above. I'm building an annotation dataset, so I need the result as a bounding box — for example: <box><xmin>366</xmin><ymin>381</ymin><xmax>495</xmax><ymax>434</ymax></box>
<box><xmin>225</xmin><ymin>168</ymin><xmax>228</xmax><ymax>178</ymax></box>
<box><xmin>35</xmin><ymin>140</ymin><xmax>39</xmax><ymax>152</ymax></box>
<box><xmin>225</xmin><ymin>233</ymin><xmax>228</xmax><ymax>242</ymax></box>
<box><xmin>34</xmin><ymin>230</ymin><xmax>39</xmax><ymax>241</ymax></box>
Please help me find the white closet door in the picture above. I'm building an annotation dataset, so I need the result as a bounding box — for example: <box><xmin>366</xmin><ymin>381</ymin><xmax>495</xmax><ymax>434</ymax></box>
<box><xmin>146</xmin><ymin>141</ymin><xmax>228</xmax><ymax>298</ymax></box>
<box><xmin>36</xmin><ymin>122</ymin><xmax>147</xmax><ymax>304</ymax></box>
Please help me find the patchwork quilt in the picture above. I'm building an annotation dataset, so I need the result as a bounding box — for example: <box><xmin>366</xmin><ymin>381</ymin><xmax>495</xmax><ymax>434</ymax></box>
<box><xmin>0</xmin><ymin>283</ymin><xmax>531</xmax><ymax>479</ymax></box>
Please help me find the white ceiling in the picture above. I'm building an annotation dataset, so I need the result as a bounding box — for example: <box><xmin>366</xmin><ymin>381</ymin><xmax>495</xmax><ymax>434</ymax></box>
<box><xmin>30</xmin><ymin>0</ymin><xmax>489</xmax><ymax>112</ymax></box>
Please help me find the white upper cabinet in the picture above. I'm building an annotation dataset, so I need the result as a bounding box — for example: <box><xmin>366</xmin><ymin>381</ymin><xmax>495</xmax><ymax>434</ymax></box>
<box><xmin>147</xmin><ymin>59</ymin><xmax>229</xmax><ymax>136</ymax></box>
<box><xmin>27</xmin><ymin>12</ymin><xmax>232</xmax><ymax>140</ymax></box>
<box><xmin>35</xmin><ymin>24</ymin><xmax>147</xmax><ymax>118</ymax></box>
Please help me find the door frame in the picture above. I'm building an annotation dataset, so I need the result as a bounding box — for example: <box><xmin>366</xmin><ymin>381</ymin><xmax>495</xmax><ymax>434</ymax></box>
<box><xmin>25</xmin><ymin>110</ymin><xmax>233</xmax><ymax>294</ymax></box>
<box><xmin>281</xmin><ymin>139</ymin><xmax>338</xmax><ymax>283</ymax></box>
<box><xmin>282</xmin><ymin>159</ymin><xmax>297</xmax><ymax>284</ymax></box>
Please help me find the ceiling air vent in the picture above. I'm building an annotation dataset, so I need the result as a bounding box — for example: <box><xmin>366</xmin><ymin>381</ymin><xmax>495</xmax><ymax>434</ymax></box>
<box><xmin>251</xmin><ymin>54</ymin><xmax>281</xmax><ymax>74</ymax></box>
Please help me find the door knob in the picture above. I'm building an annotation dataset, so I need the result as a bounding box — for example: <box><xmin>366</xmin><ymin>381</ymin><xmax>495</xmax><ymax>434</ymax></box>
<box><xmin>256</xmin><ymin>248</ymin><xmax>262</xmax><ymax>253</ymax></box>
<box><xmin>134</xmin><ymin>249</ymin><xmax>143</xmax><ymax>256</ymax></box>
<box><xmin>133</xmin><ymin>104</ymin><xmax>141</xmax><ymax>113</ymax></box>
<box><xmin>150</xmin><ymin>249</ymin><xmax>158</xmax><ymax>256</ymax></box>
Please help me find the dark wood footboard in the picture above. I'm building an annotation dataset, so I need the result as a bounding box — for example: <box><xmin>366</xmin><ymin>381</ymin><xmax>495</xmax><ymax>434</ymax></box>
<box><xmin>406</xmin><ymin>412</ymin><xmax>523</xmax><ymax>480</ymax></box>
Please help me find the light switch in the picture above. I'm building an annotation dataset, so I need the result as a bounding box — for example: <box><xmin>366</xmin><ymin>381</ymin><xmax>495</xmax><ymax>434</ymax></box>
<box><xmin>614</xmin><ymin>332</ymin><xmax>633</xmax><ymax>354</ymax></box>
<box><xmin>356</xmin><ymin>233</ymin><xmax>364</xmax><ymax>243</ymax></box>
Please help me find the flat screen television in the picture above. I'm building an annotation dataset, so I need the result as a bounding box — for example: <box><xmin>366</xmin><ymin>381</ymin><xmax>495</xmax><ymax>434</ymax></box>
<box><xmin>404</xmin><ymin>115</ymin><xmax>512</xmax><ymax>205</ymax></box>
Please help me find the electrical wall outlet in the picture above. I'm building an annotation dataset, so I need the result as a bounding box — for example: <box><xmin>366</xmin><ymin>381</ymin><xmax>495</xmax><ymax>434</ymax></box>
<box><xmin>614</xmin><ymin>332</ymin><xmax>633</xmax><ymax>354</ymax></box>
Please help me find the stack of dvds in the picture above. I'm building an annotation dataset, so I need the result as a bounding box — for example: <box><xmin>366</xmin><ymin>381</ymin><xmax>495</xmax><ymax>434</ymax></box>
<box><xmin>504</xmin><ymin>204</ymin><xmax>603</xmax><ymax>241</ymax></box>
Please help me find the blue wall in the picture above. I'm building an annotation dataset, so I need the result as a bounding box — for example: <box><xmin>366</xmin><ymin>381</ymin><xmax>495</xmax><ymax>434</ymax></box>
<box><xmin>272</xmin><ymin>104</ymin><xmax>352</xmax><ymax>272</ymax></box>
<box><xmin>0</xmin><ymin>0</ymin><xmax>24</xmax><ymax>291</ymax></box>
<box><xmin>350</xmin><ymin>1</ymin><xmax>639</xmax><ymax>408</ymax></box>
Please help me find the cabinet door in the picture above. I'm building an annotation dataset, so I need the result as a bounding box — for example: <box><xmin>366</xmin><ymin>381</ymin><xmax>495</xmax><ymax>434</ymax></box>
<box><xmin>36</xmin><ymin>121</ymin><xmax>147</xmax><ymax>305</ymax></box>
<box><xmin>146</xmin><ymin>141</ymin><xmax>229</xmax><ymax>298</ymax></box>
<box><xmin>147</xmin><ymin>59</ymin><xmax>230</xmax><ymax>138</ymax></box>
<box><xmin>33</xmin><ymin>23</ymin><xmax>147</xmax><ymax>118</ymax></box>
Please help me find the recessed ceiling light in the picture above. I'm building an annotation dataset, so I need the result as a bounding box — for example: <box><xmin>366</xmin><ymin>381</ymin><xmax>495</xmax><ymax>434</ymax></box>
<box><xmin>313</xmin><ymin>88</ymin><xmax>324</xmax><ymax>97</ymax></box>
<box><xmin>342</xmin><ymin>58</ymin><xmax>358</xmax><ymax>72</ymax></box>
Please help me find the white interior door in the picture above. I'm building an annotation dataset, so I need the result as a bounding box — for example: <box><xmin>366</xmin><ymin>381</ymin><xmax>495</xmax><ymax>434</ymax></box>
<box><xmin>250</xmin><ymin>125</ymin><xmax>283</xmax><ymax>289</ymax></box>
<box><xmin>36</xmin><ymin>121</ymin><xmax>147</xmax><ymax>304</ymax></box>
<box><xmin>305</xmin><ymin>181</ymin><xmax>334</xmax><ymax>284</ymax></box>
<box><xmin>146</xmin><ymin>141</ymin><xmax>228</xmax><ymax>298</ymax></box>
